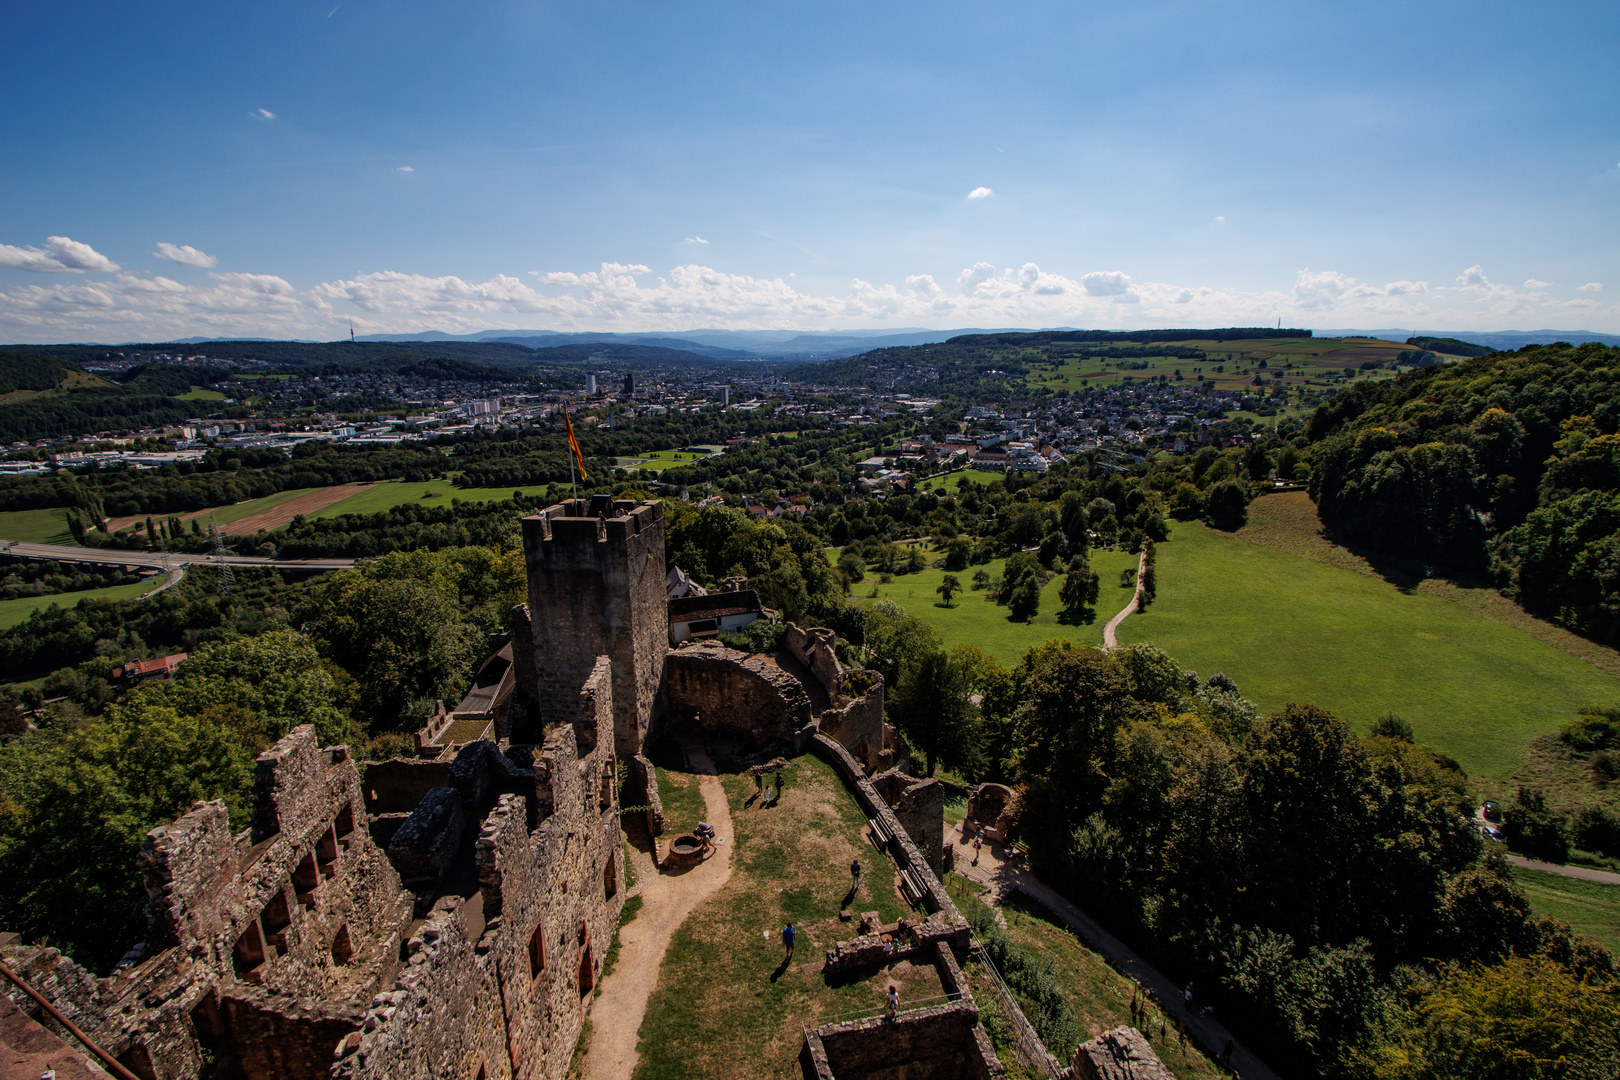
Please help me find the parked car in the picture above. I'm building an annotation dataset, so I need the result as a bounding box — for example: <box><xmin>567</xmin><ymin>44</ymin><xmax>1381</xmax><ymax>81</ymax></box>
<box><xmin>1482</xmin><ymin>800</ymin><xmax>1501</xmax><ymax>823</ymax></box>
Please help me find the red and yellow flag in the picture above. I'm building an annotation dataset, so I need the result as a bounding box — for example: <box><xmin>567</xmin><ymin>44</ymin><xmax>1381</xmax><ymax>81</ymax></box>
<box><xmin>564</xmin><ymin>406</ymin><xmax>589</xmax><ymax>479</ymax></box>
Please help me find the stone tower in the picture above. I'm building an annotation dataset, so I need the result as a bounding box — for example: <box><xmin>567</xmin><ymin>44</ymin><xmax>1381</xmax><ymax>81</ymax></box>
<box><xmin>516</xmin><ymin>497</ymin><xmax>668</xmax><ymax>757</ymax></box>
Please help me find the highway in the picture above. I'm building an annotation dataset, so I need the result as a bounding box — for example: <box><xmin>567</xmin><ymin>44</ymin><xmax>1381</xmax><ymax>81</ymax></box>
<box><xmin>0</xmin><ymin>540</ymin><xmax>355</xmax><ymax>572</ymax></box>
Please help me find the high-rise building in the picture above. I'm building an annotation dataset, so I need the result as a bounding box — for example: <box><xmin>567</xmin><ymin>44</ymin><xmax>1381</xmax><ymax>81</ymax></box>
<box><xmin>586</xmin><ymin>374</ymin><xmax>597</xmax><ymax>395</ymax></box>
<box><xmin>622</xmin><ymin>372</ymin><xmax>635</xmax><ymax>396</ymax></box>
<box><xmin>721</xmin><ymin>385</ymin><xmax>730</xmax><ymax>406</ymax></box>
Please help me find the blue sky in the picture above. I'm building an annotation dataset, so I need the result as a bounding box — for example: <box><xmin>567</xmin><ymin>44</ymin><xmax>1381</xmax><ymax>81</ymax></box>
<box><xmin>2</xmin><ymin>0</ymin><xmax>1617</xmax><ymax>341</ymax></box>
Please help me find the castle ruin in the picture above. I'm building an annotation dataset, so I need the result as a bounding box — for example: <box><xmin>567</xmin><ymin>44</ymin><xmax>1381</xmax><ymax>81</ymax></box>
<box><xmin>0</xmin><ymin>497</ymin><xmax>1136</xmax><ymax>1080</ymax></box>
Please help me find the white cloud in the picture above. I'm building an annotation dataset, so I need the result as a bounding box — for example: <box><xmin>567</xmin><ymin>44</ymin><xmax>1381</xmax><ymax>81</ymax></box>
<box><xmin>153</xmin><ymin>242</ymin><xmax>218</xmax><ymax>268</ymax></box>
<box><xmin>683</xmin><ymin>236</ymin><xmax>709</xmax><ymax>245</ymax></box>
<box><xmin>1214</xmin><ymin>215</ymin><xmax>1226</xmax><ymax>223</ymax></box>
<box><xmin>967</xmin><ymin>186</ymin><xmax>994</xmax><ymax>200</ymax></box>
<box><xmin>1081</xmin><ymin>271</ymin><xmax>1131</xmax><ymax>297</ymax></box>
<box><xmin>3</xmin><ymin>255</ymin><xmax>1614</xmax><ymax>343</ymax></box>
<box><xmin>254</xmin><ymin>108</ymin><xmax>276</xmax><ymax>120</ymax></box>
<box><xmin>1579</xmin><ymin>282</ymin><xmax>1603</xmax><ymax>292</ymax></box>
<box><xmin>396</xmin><ymin>165</ymin><xmax>414</xmax><ymax>173</ymax></box>
<box><xmin>0</xmin><ymin>235</ymin><xmax>119</xmax><ymax>273</ymax></box>
<box><xmin>1455</xmin><ymin>264</ymin><xmax>1510</xmax><ymax>292</ymax></box>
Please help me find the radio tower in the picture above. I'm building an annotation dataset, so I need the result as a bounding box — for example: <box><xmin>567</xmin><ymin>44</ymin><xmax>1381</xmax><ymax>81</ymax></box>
<box><xmin>208</xmin><ymin>515</ymin><xmax>236</xmax><ymax>592</ymax></box>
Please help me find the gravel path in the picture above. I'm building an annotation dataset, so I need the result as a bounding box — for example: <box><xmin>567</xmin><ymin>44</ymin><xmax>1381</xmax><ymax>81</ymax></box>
<box><xmin>1102</xmin><ymin>547</ymin><xmax>1149</xmax><ymax>649</ymax></box>
<box><xmin>1506</xmin><ymin>853</ymin><xmax>1620</xmax><ymax>885</ymax></box>
<box><xmin>582</xmin><ymin>753</ymin><xmax>735</xmax><ymax>1080</ymax></box>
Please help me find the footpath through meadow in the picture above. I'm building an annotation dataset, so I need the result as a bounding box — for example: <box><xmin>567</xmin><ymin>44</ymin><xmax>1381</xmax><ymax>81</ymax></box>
<box><xmin>1102</xmin><ymin>546</ymin><xmax>1150</xmax><ymax>649</ymax></box>
<box><xmin>582</xmin><ymin>747</ymin><xmax>735</xmax><ymax>1080</ymax></box>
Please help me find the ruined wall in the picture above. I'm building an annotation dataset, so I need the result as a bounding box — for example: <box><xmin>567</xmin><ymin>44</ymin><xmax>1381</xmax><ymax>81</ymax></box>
<box><xmin>783</xmin><ymin>623</ymin><xmax>841</xmax><ymax>695</ymax></box>
<box><xmin>817</xmin><ymin>675</ymin><xmax>886</xmax><ymax>774</ymax></box>
<box><xmin>2</xmin><ymin>727</ymin><xmax>413</xmax><ymax>1080</ymax></box>
<box><xmin>337</xmin><ymin>667</ymin><xmax>625</xmax><ymax>1080</ymax></box>
<box><xmin>662</xmin><ymin>643</ymin><xmax>814</xmax><ymax>748</ymax></box>
<box><xmin>518</xmin><ymin>499</ymin><xmax>667</xmax><ymax>759</ymax></box>
<box><xmin>873</xmin><ymin>771</ymin><xmax>945</xmax><ymax>878</ymax></box>
<box><xmin>804</xmin><ymin>1002</ymin><xmax>1001</xmax><ymax>1080</ymax></box>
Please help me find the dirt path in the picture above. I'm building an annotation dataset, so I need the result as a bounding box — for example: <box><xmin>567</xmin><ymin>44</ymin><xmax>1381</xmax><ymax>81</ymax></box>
<box><xmin>1506</xmin><ymin>853</ymin><xmax>1620</xmax><ymax>885</ymax></box>
<box><xmin>950</xmin><ymin>821</ymin><xmax>1280</xmax><ymax>1080</ymax></box>
<box><xmin>582</xmin><ymin>752</ymin><xmax>735</xmax><ymax>1080</ymax></box>
<box><xmin>1102</xmin><ymin>547</ymin><xmax>1149</xmax><ymax>648</ymax></box>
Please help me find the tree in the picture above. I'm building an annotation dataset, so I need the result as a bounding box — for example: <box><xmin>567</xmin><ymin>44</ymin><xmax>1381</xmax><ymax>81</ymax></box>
<box><xmin>971</xmin><ymin>568</ymin><xmax>990</xmax><ymax>590</ymax></box>
<box><xmin>1008</xmin><ymin>575</ymin><xmax>1040</xmax><ymax>620</ymax></box>
<box><xmin>1059</xmin><ymin>566</ymin><xmax>1100</xmax><ymax>617</ymax></box>
<box><xmin>1204</xmin><ymin>480</ymin><xmax>1250</xmax><ymax>530</ymax></box>
<box><xmin>889</xmin><ymin>648</ymin><xmax>980</xmax><ymax>777</ymax></box>
<box><xmin>937</xmin><ymin>574</ymin><xmax>962</xmax><ymax>608</ymax></box>
<box><xmin>1503</xmin><ymin>787</ymin><xmax>1571</xmax><ymax>863</ymax></box>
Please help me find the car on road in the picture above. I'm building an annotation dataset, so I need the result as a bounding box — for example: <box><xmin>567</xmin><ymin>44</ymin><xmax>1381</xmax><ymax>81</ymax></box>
<box><xmin>1482</xmin><ymin>800</ymin><xmax>1501</xmax><ymax>823</ymax></box>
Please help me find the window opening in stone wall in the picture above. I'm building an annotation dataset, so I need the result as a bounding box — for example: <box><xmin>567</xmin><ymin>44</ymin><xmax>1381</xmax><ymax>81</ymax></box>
<box><xmin>576</xmin><ymin>920</ymin><xmax>595</xmax><ymax>998</ymax></box>
<box><xmin>604</xmin><ymin>855</ymin><xmax>617</xmax><ymax>899</ymax></box>
<box><xmin>474</xmin><ymin>1063</ymin><xmax>486</xmax><ymax>1080</ymax></box>
<box><xmin>115</xmin><ymin>1043</ymin><xmax>159</xmax><ymax>1080</ymax></box>
<box><xmin>331</xmin><ymin>923</ymin><xmax>354</xmax><ymax>965</ymax></box>
<box><xmin>316</xmin><ymin>823</ymin><xmax>339</xmax><ymax>866</ymax></box>
<box><xmin>598</xmin><ymin>758</ymin><xmax>615</xmax><ymax>811</ymax></box>
<box><xmin>293</xmin><ymin>851</ymin><xmax>320</xmax><ymax>906</ymax></box>
<box><xmin>260</xmin><ymin>890</ymin><xmax>291</xmax><ymax>955</ymax></box>
<box><xmin>528</xmin><ymin>924</ymin><xmax>547</xmax><ymax>979</ymax></box>
<box><xmin>232</xmin><ymin>921</ymin><xmax>265</xmax><ymax>976</ymax></box>
<box><xmin>335</xmin><ymin>803</ymin><xmax>355</xmax><ymax>838</ymax></box>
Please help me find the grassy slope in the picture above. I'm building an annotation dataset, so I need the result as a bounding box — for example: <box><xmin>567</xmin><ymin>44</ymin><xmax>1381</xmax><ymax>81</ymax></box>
<box><xmin>175</xmin><ymin>386</ymin><xmax>226</xmax><ymax>401</ymax></box>
<box><xmin>632</xmin><ymin>756</ymin><xmax>930</xmax><ymax>1080</ymax></box>
<box><xmin>0</xmin><ymin>507</ymin><xmax>79</xmax><ymax>544</ymax></box>
<box><xmin>0</xmin><ymin>577</ymin><xmax>161</xmax><ymax>629</ymax></box>
<box><xmin>1511</xmin><ymin>867</ymin><xmax>1620</xmax><ymax>954</ymax></box>
<box><xmin>847</xmin><ymin>545</ymin><xmax>1140</xmax><ymax>666</ymax></box>
<box><xmin>946</xmin><ymin>875</ymin><xmax>1222</xmax><ymax>1079</ymax></box>
<box><xmin>1117</xmin><ymin>515</ymin><xmax>1620</xmax><ymax>780</ymax></box>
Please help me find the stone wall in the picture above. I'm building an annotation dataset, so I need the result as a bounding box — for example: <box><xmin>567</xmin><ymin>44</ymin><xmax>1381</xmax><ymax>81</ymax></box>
<box><xmin>1</xmin><ymin>726</ymin><xmax>414</xmax><ymax>1080</ymax></box>
<box><xmin>662</xmin><ymin>643</ymin><xmax>815</xmax><ymax>749</ymax></box>
<box><xmin>783</xmin><ymin>623</ymin><xmax>841</xmax><ymax>694</ymax></box>
<box><xmin>803</xmin><ymin>1001</ymin><xmax>1002</xmax><ymax>1080</ymax></box>
<box><xmin>518</xmin><ymin>499</ymin><xmax>668</xmax><ymax>759</ymax></box>
<box><xmin>872</xmin><ymin>770</ymin><xmax>946</xmax><ymax>878</ymax></box>
<box><xmin>1071</xmin><ymin>1027</ymin><xmax>1175</xmax><ymax>1080</ymax></box>
<box><xmin>337</xmin><ymin>705</ymin><xmax>625</xmax><ymax>1080</ymax></box>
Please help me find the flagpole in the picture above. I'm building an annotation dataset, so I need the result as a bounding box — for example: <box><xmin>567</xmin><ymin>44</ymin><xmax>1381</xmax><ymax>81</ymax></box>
<box><xmin>567</xmin><ymin>405</ymin><xmax>578</xmax><ymax>505</ymax></box>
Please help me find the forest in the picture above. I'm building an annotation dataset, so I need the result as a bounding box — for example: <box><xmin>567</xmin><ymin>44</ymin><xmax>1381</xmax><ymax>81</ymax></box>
<box><xmin>1302</xmin><ymin>342</ymin><xmax>1620</xmax><ymax>642</ymax></box>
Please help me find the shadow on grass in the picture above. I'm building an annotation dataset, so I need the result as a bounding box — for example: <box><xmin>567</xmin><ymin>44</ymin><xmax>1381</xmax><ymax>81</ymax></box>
<box><xmin>1055</xmin><ymin>607</ymin><xmax>1098</xmax><ymax>627</ymax></box>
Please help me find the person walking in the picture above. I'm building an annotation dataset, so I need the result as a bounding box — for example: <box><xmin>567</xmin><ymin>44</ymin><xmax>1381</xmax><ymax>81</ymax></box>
<box><xmin>972</xmin><ymin>833</ymin><xmax>982</xmax><ymax>865</ymax></box>
<box><xmin>782</xmin><ymin>923</ymin><xmax>796</xmax><ymax>959</ymax></box>
<box><xmin>851</xmin><ymin>857</ymin><xmax>862</xmax><ymax>893</ymax></box>
<box><xmin>773</xmin><ymin>769</ymin><xmax>784</xmax><ymax>804</ymax></box>
<box><xmin>885</xmin><ymin>985</ymin><xmax>899</xmax><ymax>1020</ymax></box>
<box><xmin>753</xmin><ymin>769</ymin><xmax>764</xmax><ymax>799</ymax></box>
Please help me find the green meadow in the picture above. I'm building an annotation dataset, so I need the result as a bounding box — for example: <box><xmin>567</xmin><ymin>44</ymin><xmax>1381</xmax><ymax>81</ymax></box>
<box><xmin>175</xmin><ymin>386</ymin><xmax>226</xmax><ymax>401</ymax></box>
<box><xmin>0</xmin><ymin>577</ymin><xmax>162</xmax><ymax>630</ymax></box>
<box><xmin>0</xmin><ymin>507</ymin><xmax>79</xmax><ymax>544</ymax></box>
<box><xmin>1512</xmin><ymin>867</ymin><xmax>1620</xmax><ymax>954</ymax></box>
<box><xmin>917</xmin><ymin>468</ymin><xmax>1009</xmax><ymax>492</ymax></box>
<box><xmin>1116</xmin><ymin>519</ymin><xmax>1620</xmax><ymax>780</ymax></box>
<box><xmin>843</xmin><ymin>543</ymin><xmax>1141</xmax><ymax>666</ymax></box>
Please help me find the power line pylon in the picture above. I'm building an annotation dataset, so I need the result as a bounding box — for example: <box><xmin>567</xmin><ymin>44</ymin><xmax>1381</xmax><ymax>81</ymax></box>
<box><xmin>208</xmin><ymin>515</ymin><xmax>236</xmax><ymax>592</ymax></box>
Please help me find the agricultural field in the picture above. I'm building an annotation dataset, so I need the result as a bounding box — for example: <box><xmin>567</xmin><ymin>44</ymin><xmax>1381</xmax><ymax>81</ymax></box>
<box><xmin>305</xmin><ymin>478</ymin><xmax>549</xmax><ymax>519</ymax></box>
<box><xmin>175</xmin><ymin>386</ymin><xmax>225</xmax><ymax>401</ymax></box>
<box><xmin>1511</xmin><ymin>867</ymin><xmax>1620</xmax><ymax>954</ymax></box>
<box><xmin>841</xmin><ymin>542</ymin><xmax>1140</xmax><ymax>666</ymax></box>
<box><xmin>631</xmin><ymin>755</ymin><xmax>932</xmax><ymax>1080</ymax></box>
<box><xmin>1022</xmin><ymin>335</ymin><xmax>1413</xmax><ymax>400</ymax></box>
<box><xmin>0</xmin><ymin>507</ymin><xmax>79</xmax><ymax>544</ymax></box>
<box><xmin>918</xmin><ymin>468</ymin><xmax>1010</xmax><ymax>492</ymax></box>
<box><xmin>1116</xmin><ymin>504</ymin><xmax>1620</xmax><ymax>781</ymax></box>
<box><xmin>0</xmin><ymin>576</ymin><xmax>162</xmax><ymax>629</ymax></box>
